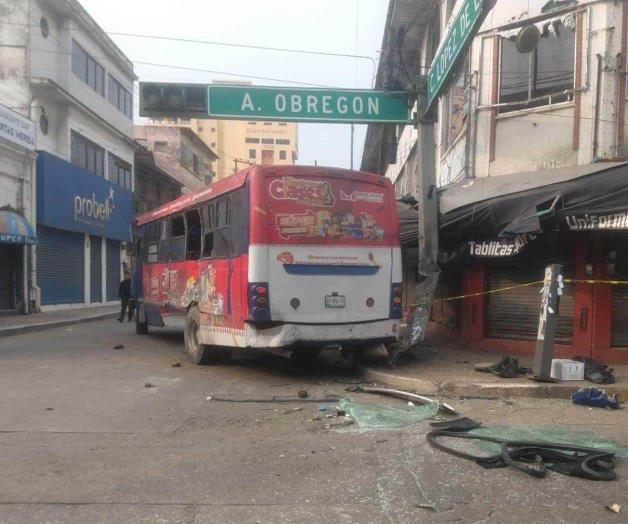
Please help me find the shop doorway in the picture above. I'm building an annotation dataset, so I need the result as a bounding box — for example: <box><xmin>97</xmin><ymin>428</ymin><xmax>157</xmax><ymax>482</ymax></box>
<box><xmin>0</xmin><ymin>245</ymin><xmax>18</xmax><ymax>311</ymax></box>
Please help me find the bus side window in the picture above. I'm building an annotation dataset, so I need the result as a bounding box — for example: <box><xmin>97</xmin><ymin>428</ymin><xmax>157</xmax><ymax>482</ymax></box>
<box><xmin>230</xmin><ymin>190</ymin><xmax>244</xmax><ymax>256</ymax></box>
<box><xmin>157</xmin><ymin>219</ymin><xmax>169</xmax><ymax>263</ymax></box>
<box><xmin>202</xmin><ymin>204</ymin><xmax>214</xmax><ymax>258</ymax></box>
<box><xmin>185</xmin><ymin>209</ymin><xmax>202</xmax><ymax>260</ymax></box>
<box><xmin>213</xmin><ymin>197</ymin><xmax>232</xmax><ymax>257</ymax></box>
<box><xmin>169</xmin><ymin>215</ymin><xmax>186</xmax><ymax>262</ymax></box>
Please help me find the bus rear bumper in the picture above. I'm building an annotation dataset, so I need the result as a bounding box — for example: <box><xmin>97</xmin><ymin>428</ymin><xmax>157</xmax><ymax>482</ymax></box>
<box><xmin>245</xmin><ymin>319</ymin><xmax>399</xmax><ymax>349</ymax></box>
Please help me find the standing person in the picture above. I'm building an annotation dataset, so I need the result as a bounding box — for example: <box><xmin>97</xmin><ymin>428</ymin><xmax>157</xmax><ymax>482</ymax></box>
<box><xmin>118</xmin><ymin>271</ymin><xmax>133</xmax><ymax>322</ymax></box>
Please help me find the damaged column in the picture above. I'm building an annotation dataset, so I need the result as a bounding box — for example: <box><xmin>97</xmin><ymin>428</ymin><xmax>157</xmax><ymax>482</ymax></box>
<box><xmin>404</xmin><ymin>76</ymin><xmax>440</xmax><ymax>347</ymax></box>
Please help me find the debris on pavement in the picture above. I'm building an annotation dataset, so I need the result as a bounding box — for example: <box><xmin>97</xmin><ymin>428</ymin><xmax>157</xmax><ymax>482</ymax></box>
<box><xmin>338</xmin><ymin>399</ymin><xmax>440</xmax><ymax>429</ymax></box>
<box><xmin>574</xmin><ymin>356</ymin><xmax>616</xmax><ymax>384</ymax></box>
<box><xmin>571</xmin><ymin>387</ymin><xmax>620</xmax><ymax>409</ymax></box>
<box><xmin>298</xmin><ymin>389</ymin><xmax>309</xmax><ymax>399</ymax></box>
<box><xmin>171</xmin><ymin>362</ymin><xmax>182</xmax><ymax>367</ymax></box>
<box><xmin>427</xmin><ymin>427</ymin><xmax>618</xmax><ymax>481</ymax></box>
<box><xmin>474</xmin><ymin>356</ymin><xmax>532</xmax><ymax>378</ymax></box>
<box><xmin>144</xmin><ymin>382</ymin><xmax>155</xmax><ymax>388</ymax></box>
<box><xmin>281</xmin><ymin>407</ymin><xmax>303</xmax><ymax>415</ymax></box>
<box><xmin>606</xmin><ymin>503</ymin><xmax>621</xmax><ymax>514</ymax></box>
<box><xmin>45</xmin><ymin>407</ymin><xmax>54</xmax><ymax>411</ymax></box>
<box><xmin>207</xmin><ymin>395</ymin><xmax>341</xmax><ymax>403</ymax></box>
<box><xmin>113</xmin><ymin>344</ymin><xmax>124</xmax><ymax>350</ymax></box>
<box><xmin>347</xmin><ymin>385</ymin><xmax>457</xmax><ymax>415</ymax></box>
<box><xmin>430</xmin><ymin>417</ymin><xmax>482</xmax><ymax>432</ymax></box>
<box><xmin>470</xmin><ymin>426</ymin><xmax>628</xmax><ymax>459</ymax></box>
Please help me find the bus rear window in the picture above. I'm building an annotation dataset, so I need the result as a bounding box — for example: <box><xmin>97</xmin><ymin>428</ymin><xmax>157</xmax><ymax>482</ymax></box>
<box><xmin>264</xmin><ymin>174</ymin><xmax>391</xmax><ymax>245</ymax></box>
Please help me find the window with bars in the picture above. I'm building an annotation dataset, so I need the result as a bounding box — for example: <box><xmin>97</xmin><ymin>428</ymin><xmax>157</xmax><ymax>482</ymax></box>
<box><xmin>499</xmin><ymin>20</ymin><xmax>576</xmax><ymax>113</ymax></box>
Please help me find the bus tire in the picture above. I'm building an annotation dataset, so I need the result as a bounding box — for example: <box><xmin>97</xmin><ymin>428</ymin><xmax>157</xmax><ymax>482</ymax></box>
<box><xmin>185</xmin><ymin>306</ymin><xmax>232</xmax><ymax>365</ymax></box>
<box><xmin>136</xmin><ymin>305</ymin><xmax>149</xmax><ymax>335</ymax></box>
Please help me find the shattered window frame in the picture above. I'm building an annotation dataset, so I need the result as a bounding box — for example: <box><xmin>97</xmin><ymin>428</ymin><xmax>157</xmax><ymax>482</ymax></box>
<box><xmin>498</xmin><ymin>19</ymin><xmax>576</xmax><ymax>113</ymax></box>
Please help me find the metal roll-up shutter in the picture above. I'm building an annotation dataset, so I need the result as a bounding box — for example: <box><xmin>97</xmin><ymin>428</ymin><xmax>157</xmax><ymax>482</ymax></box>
<box><xmin>611</xmin><ymin>237</ymin><xmax>628</xmax><ymax>347</ymax></box>
<box><xmin>487</xmin><ymin>267</ymin><xmax>574</xmax><ymax>344</ymax></box>
<box><xmin>106</xmin><ymin>239</ymin><xmax>120</xmax><ymax>302</ymax></box>
<box><xmin>90</xmin><ymin>236</ymin><xmax>102</xmax><ymax>303</ymax></box>
<box><xmin>37</xmin><ymin>226</ymin><xmax>84</xmax><ymax>306</ymax></box>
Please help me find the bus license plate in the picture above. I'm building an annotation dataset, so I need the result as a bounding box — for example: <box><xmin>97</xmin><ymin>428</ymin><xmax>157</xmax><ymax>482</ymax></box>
<box><xmin>325</xmin><ymin>295</ymin><xmax>346</xmax><ymax>308</ymax></box>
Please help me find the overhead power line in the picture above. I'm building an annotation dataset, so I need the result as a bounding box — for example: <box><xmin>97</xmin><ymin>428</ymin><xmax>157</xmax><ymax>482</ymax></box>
<box><xmin>133</xmin><ymin>61</ymin><xmax>334</xmax><ymax>88</ymax></box>
<box><xmin>107</xmin><ymin>31</ymin><xmax>377</xmax><ymax>69</ymax></box>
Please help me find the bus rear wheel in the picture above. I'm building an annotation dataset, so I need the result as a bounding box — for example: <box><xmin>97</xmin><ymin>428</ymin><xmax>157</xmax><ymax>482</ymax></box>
<box><xmin>184</xmin><ymin>306</ymin><xmax>232</xmax><ymax>365</ymax></box>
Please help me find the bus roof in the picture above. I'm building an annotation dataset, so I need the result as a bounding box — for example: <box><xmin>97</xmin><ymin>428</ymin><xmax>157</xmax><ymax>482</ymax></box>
<box><xmin>136</xmin><ymin>170</ymin><xmax>248</xmax><ymax>226</ymax></box>
<box><xmin>135</xmin><ymin>165</ymin><xmax>388</xmax><ymax>227</ymax></box>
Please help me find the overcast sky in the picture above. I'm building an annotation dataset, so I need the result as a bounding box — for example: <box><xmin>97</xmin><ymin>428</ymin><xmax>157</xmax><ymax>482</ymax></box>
<box><xmin>79</xmin><ymin>0</ymin><xmax>389</xmax><ymax>170</ymax></box>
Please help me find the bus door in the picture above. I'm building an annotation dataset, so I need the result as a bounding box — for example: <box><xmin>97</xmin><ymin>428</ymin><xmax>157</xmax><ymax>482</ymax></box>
<box><xmin>200</xmin><ymin>192</ymin><xmax>245</xmax><ymax>326</ymax></box>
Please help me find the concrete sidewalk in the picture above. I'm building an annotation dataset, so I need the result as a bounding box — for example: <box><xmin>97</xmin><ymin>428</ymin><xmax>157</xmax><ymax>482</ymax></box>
<box><xmin>363</xmin><ymin>345</ymin><xmax>628</xmax><ymax>401</ymax></box>
<box><xmin>0</xmin><ymin>305</ymin><xmax>119</xmax><ymax>338</ymax></box>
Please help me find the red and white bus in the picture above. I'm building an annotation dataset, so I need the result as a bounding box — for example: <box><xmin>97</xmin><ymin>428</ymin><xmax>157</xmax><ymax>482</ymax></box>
<box><xmin>133</xmin><ymin>165</ymin><xmax>402</xmax><ymax>364</ymax></box>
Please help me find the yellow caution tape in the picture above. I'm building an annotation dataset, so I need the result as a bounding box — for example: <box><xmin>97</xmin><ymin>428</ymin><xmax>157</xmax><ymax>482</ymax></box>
<box><xmin>405</xmin><ymin>277</ymin><xmax>628</xmax><ymax>307</ymax></box>
<box><xmin>564</xmin><ymin>279</ymin><xmax>628</xmax><ymax>285</ymax></box>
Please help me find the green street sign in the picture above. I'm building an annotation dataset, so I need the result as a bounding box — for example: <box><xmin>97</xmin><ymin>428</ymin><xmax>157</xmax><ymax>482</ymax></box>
<box><xmin>427</xmin><ymin>0</ymin><xmax>485</xmax><ymax>108</ymax></box>
<box><xmin>207</xmin><ymin>85</ymin><xmax>411</xmax><ymax>124</ymax></box>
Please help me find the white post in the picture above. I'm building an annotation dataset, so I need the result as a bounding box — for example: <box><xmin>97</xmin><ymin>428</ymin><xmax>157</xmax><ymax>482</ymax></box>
<box><xmin>101</xmin><ymin>237</ymin><xmax>107</xmax><ymax>303</ymax></box>
<box><xmin>84</xmin><ymin>234</ymin><xmax>90</xmax><ymax>306</ymax></box>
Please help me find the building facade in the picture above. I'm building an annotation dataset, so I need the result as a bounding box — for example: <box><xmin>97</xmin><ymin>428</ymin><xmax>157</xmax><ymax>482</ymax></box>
<box><xmin>134</xmin><ymin>145</ymin><xmax>183</xmax><ymax>216</ymax></box>
<box><xmin>0</xmin><ymin>0</ymin><xmax>137</xmax><ymax>310</ymax></box>
<box><xmin>0</xmin><ymin>102</ymin><xmax>37</xmax><ymax>313</ymax></box>
<box><xmin>134</xmin><ymin>125</ymin><xmax>217</xmax><ymax>192</ymax></box>
<box><xmin>363</xmin><ymin>0</ymin><xmax>628</xmax><ymax>363</ymax></box>
<box><xmin>190</xmin><ymin>82</ymin><xmax>298</xmax><ymax>180</ymax></box>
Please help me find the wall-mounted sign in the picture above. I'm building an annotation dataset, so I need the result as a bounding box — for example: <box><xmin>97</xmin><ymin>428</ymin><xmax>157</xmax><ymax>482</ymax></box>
<box><xmin>564</xmin><ymin>212</ymin><xmax>628</xmax><ymax>230</ymax></box>
<box><xmin>36</xmin><ymin>151</ymin><xmax>134</xmax><ymax>241</ymax></box>
<box><xmin>0</xmin><ymin>102</ymin><xmax>36</xmax><ymax>151</ymax></box>
<box><xmin>427</xmin><ymin>0</ymin><xmax>486</xmax><ymax>108</ymax></box>
<box><xmin>208</xmin><ymin>85</ymin><xmax>411</xmax><ymax>124</ymax></box>
<box><xmin>468</xmin><ymin>234</ymin><xmax>536</xmax><ymax>257</ymax></box>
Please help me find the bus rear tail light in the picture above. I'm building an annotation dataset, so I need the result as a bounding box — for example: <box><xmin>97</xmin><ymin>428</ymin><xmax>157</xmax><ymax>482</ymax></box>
<box><xmin>390</xmin><ymin>283</ymin><xmax>403</xmax><ymax>319</ymax></box>
<box><xmin>248</xmin><ymin>282</ymin><xmax>271</xmax><ymax>321</ymax></box>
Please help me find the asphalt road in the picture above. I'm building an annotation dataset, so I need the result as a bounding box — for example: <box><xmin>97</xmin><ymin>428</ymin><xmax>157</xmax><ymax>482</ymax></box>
<box><xmin>0</xmin><ymin>319</ymin><xmax>626</xmax><ymax>523</ymax></box>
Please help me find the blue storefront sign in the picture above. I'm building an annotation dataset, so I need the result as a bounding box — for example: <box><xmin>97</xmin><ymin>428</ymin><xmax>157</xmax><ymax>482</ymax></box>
<box><xmin>36</xmin><ymin>151</ymin><xmax>134</xmax><ymax>242</ymax></box>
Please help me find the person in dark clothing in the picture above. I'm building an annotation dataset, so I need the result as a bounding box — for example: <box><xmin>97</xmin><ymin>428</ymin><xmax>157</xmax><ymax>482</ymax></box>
<box><xmin>118</xmin><ymin>271</ymin><xmax>133</xmax><ymax>322</ymax></box>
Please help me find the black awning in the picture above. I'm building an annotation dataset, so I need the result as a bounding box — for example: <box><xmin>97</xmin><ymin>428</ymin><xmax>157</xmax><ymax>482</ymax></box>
<box><xmin>439</xmin><ymin>162</ymin><xmax>628</xmax><ymax>240</ymax></box>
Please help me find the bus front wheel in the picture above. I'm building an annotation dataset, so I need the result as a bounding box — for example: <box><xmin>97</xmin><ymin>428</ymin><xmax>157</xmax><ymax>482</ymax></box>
<box><xmin>185</xmin><ymin>306</ymin><xmax>232</xmax><ymax>365</ymax></box>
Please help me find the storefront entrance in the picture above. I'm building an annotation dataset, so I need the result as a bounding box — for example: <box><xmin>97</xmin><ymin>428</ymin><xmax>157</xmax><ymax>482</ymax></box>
<box><xmin>0</xmin><ymin>245</ymin><xmax>18</xmax><ymax>311</ymax></box>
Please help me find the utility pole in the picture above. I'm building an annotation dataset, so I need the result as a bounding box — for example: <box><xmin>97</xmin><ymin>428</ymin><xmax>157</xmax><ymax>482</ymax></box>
<box><xmin>404</xmin><ymin>76</ymin><xmax>439</xmax><ymax>347</ymax></box>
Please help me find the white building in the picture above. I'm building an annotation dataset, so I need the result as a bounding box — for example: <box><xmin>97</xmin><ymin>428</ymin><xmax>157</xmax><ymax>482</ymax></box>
<box><xmin>0</xmin><ymin>0</ymin><xmax>137</xmax><ymax>310</ymax></box>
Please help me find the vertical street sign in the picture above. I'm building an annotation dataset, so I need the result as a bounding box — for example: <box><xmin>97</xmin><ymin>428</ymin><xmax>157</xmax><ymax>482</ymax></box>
<box><xmin>207</xmin><ymin>85</ymin><xmax>411</xmax><ymax>124</ymax></box>
<box><xmin>427</xmin><ymin>0</ymin><xmax>485</xmax><ymax>108</ymax></box>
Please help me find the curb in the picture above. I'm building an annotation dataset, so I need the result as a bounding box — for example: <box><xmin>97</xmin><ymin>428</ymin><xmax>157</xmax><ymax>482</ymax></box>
<box><xmin>0</xmin><ymin>312</ymin><xmax>118</xmax><ymax>338</ymax></box>
<box><xmin>361</xmin><ymin>367</ymin><xmax>628</xmax><ymax>402</ymax></box>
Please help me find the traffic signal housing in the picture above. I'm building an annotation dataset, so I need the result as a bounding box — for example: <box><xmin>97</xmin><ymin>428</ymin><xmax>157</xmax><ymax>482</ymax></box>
<box><xmin>139</xmin><ymin>82</ymin><xmax>208</xmax><ymax>118</ymax></box>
